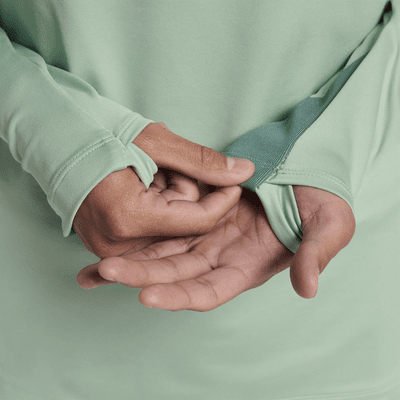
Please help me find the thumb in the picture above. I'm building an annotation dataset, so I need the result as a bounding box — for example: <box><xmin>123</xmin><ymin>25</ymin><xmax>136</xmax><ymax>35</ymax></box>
<box><xmin>133</xmin><ymin>122</ymin><xmax>255</xmax><ymax>186</ymax></box>
<box><xmin>290</xmin><ymin>189</ymin><xmax>356</xmax><ymax>299</ymax></box>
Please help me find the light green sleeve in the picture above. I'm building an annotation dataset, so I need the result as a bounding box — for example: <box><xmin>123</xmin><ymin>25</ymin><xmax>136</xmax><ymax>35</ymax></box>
<box><xmin>225</xmin><ymin>3</ymin><xmax>398</xmax><ymax>253</ymax></box>
<box><xmin>0</xmin><ymin>27</ymin><xmax>157</xmax><ymax>237</ymax></box>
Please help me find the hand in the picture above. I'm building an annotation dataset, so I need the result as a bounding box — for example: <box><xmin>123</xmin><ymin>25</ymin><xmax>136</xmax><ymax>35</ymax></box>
<box><xmin>77</xmin><ymin>186</ymin><xmax>356</xmax><ymax>311</ymax></box>
<box><xmin>73</xmin><ymin>122</ymin><xmax>255</xmax><ymax>258</ymax></box>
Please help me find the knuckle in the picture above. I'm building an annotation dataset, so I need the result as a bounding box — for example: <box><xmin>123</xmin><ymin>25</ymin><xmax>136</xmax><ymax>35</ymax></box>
<box><xmin>104</xmin><ymin>209</ymin><xmax>126</xmax><ymax>238</ymax></box>
<box><xmin>106</xmin><ymin>215</ymin><xmax>138</xmax><ymax>241</ymax></box>
<box><xmin>108</xmin><ymin>225</ymin><xmax>129</xmax><ymax>241</ymax></box>
<box><xmin>107</xmin><ymin>224</ymin><xmax>137</xmax><ymax>241</ymax></box>
<box><xmin>103</xmin><ymin>202</ymin><xmax>142</xmax><ymax>241</ymax></box>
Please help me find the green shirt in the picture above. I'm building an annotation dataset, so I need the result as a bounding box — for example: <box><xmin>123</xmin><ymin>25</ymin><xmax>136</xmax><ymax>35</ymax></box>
<box><xmin>0</xmin><ymin>1</ymin><xmax>399</xmax><ymax>399</ymax></box>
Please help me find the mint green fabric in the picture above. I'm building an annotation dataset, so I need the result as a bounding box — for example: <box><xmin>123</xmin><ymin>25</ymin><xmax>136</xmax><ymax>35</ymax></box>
<box><xmin>222</xmin><ymin>55</ymin><xmax>366</xmax><ymax>190</ymax></box>
<box><xmin>0</xmin><ymin>1</ymin><xmax>399</xmax><ymax>399</ymax></box>
<box><xmin>224</xmin><ymin>8</ymin><xmax>396</xmax><ymax>254</ymax></box>
<box><xmin>0</xmin><ymin>31</ymin><xmax>157</xmax><ymax>237</ymax></box>
<box><xmin>256</xmin><ymin>184</ymin><xmax>303</xmax><ymax>254</ymax></box>
<box><xmin>259</xmin><ymin>4</ymin><xmax>399</xmax><ymax>253</ymax></box>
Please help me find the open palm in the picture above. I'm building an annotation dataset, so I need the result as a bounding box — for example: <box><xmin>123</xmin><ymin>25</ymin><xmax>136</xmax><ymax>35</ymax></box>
<box><xmin>77</xmin><ymin>186</ymin><xmax>355</xmax><ymax>312</ymax></box>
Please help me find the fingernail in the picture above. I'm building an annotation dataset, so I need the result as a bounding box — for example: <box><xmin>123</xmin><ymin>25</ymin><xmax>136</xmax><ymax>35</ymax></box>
<box><xmin>144</xmin><ymin>294</ymin><xmax>158</xmax><ymax>309</ymax></box>
<box><xmin>229</xmin><ymin>158</ymin><xmax>253</xmax><ymax>173</ymax></box>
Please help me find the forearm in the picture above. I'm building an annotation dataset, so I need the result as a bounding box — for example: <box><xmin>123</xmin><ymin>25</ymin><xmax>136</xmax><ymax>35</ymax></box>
<box><xmin>223</xmin><ymin>4</ymin><xmax>398</xmax><ymax>252</ymax></box>
<box><xmin>0</xmin><ymin>28</ymin><xmax>157</xmax><ymax>237</ymax></box>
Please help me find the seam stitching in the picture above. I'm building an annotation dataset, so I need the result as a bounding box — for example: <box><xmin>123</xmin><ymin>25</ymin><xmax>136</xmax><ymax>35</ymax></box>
<box><xmin>49</xmin><ymin>136</ymin><xmax>116</xmax><ymax>201</ymax></box>
<box><xmin>49</xmin><ymin>133</ymin><xmax>114</xmax><ymax>194</ymax></box>
<box><xmin>274</xmin><ymin>168</ymin><xmax>353</xmax><ymax>202</ymax></box>
<box><xmin>115</xmin><ymin>113</ymin><xmax>137</xmax><ymax>141</ymax></box>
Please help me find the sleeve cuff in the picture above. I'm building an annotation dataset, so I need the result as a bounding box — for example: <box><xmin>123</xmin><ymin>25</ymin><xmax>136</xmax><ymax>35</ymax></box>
<box><xmin>48</xmin><ymin>114</ymin><xmax>157</xmax><ymax>237</ymax></box>
<box><xmin>255</xmin><ymin>183</ymin><xmax>303</xmax><ymax>253</ymax></box>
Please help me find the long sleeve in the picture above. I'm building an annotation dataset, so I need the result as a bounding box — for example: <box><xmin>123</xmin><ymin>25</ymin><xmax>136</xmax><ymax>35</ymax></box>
<box><xmin>223</xmin><ymin>2</ymin><xmax>399</xmax><ymax>253</ymax></box>
<box><xmin>0</xmin><ymin>27</ymin><xmax>157</xmax><ymax>237</ymax></box>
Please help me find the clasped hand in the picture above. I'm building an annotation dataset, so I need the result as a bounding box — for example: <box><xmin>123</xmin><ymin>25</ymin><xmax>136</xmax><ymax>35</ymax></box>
<box><xmin>75</xmin><ymin>123</ymin><xmax>355</xmax><ymax>311</ymax></box>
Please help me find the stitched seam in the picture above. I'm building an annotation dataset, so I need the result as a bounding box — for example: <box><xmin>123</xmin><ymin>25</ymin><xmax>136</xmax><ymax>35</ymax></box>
<box><xmin>48</xmin><ymin>133</ymin><xmax>114</xmax><ymax>193</ymax></box>
<box><xmin>224</xmin><ymin>55</ymin><xmax>367</xmax><ymax>191</ymax></box>
<box><xmin>50</xmin><ymin>115</ymin><xmax>142</xmax><ymax>202</ymax></box>
<box><xmin>17</xmin><ymin>51</ymin><xmax>137</xmax><ymax>196</ymax></box>
<box><xmin>49</xmin><ymin>136</ymin><xmax>116</xmax><ymax>202</ymax></box>
<box><xmin>114</xmin><ymin>114</ymin><xmax>137</xmax><ymax>168</ymax></box>
<box><xmin>268</xmin><ymin>56</ymin><xmax>367</xmax><ymax>179</ymax></box>
<box><xmin>114</xmin><ymin>113</ymin><xmax>137</xmax><ymax>140</ymax></box>
<box><xmin>274</xmin><ymin>168</ymin><xmax>353</xmax><ymax>202</ymax></box>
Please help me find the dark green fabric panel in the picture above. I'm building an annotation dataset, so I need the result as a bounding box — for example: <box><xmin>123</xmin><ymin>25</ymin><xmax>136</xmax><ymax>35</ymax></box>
<box><xmin>222</xmin><ymin>55</ymin><xmax>366</xmax><ymax>191</ymax></box>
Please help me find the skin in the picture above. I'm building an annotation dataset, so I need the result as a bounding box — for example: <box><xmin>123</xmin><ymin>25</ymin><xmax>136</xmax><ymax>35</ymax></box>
<box><xmin>77</xmin><ymin>181</ymin><xmax>356</xmax><ymax>311</ymax></box>
<box><xmin>73</xmin><ymin>123</ymin><xmax>255</xmax><ymax>259</ymax></box>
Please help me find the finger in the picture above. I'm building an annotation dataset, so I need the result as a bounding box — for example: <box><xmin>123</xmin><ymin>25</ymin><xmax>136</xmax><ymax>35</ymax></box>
<box><xmin>119</xmin><ymin>236</ymin><xmax>196</xmax><ymax>262</ymax></box>
<box><xmin>76</xmin><ymin>236</ymin><xmax>161</xmax><ymax>289</ymax></box>
<box><xmin>139</xmin><ymin>264</ymin><xmax>252</xmax><ymax>311</ymax></box>
<box><xmin>76</xmin><ymin>221</ymin><xmax>161</xmax><ymax>259</ymax></box>
<box><xmin>134</xmin><ymin>122</ymin><xmax>255</xmax><ymax>186</ymax></box>
<box><xmin>139</xmin><ymin>185</ymin><xmax>243</xmax><ymax>236</ymax></box>
<box><xmin>160</xmin><ymin>170</ymin><xmax>201</xmax><ymax>202</ymax></box>
<box><xmin>78</xmin><ymin>237</ymin><xmax>194</xmax><ymax>290</ymax></box>
<box><xmin>150</xmin><ymin>169</ymin><xmax>200</xmax><ymax>201</ymax></box>
<box><xmin>290</xmin><ymin>201</ymin><xmax>356</xmax><ymax>299</ymax></box>
<box><xmin>149</xmin><ymin>170</ymin><xmax>168</xmax><ymax>192</ymax></box>
<box><xmin>97</xmin><ymin>238</ymin><xmax>219</xmax><ymax>287</ymax></box>
<box><xmin>98</xmin><ymin>250</ymin><xmax>205</xmax><ymax>288</ymax></box>
<box><xmin>77</xmin><ymin>263</ymin><xmax>117</xmax><ymax>289</ymax></box>
<box><xmin>197</xmin><ymin>181</ymin><xmax>212</xmax><ymax>199</ymax></box>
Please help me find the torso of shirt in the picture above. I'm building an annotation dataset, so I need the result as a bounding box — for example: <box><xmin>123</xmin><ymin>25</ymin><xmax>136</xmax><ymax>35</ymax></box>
<box><xmin>0</xmin><ymin>0</ymin><xmax>385</xmax><ymax>149</ymax></box>
<box><xmin>1</xmin><ymin>2</ymin><xmax>399</xmax><ymax>400</ymax></box>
